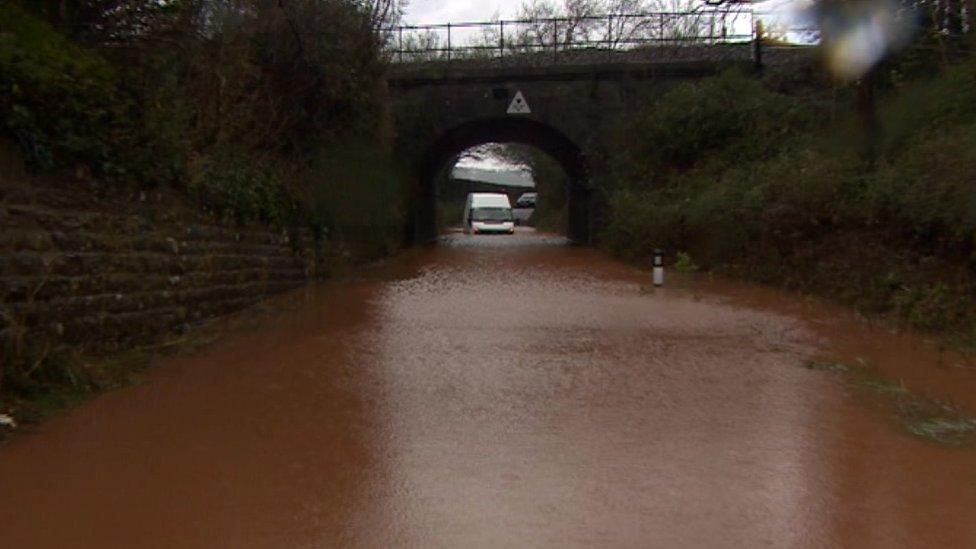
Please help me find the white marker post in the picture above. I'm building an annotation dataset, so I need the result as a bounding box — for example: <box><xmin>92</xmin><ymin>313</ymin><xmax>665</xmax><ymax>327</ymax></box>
<box><xmin>653</xmin><ymin>249</ymin><xmax>664</xmax><ymax>287</ymax></box>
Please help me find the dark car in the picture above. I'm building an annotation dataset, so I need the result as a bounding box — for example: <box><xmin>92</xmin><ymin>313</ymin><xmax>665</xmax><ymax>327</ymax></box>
<box><xmin>515</xmin><ymin>192</ymin><xmax>537</xmax><ymax>208</ymax></box>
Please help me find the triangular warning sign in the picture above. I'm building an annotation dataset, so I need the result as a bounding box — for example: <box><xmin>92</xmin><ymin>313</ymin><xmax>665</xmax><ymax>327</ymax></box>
<box><xmin>507</xmin><ymin>91</ymin><xmax>531</xmax><ymax>114</ymax></box>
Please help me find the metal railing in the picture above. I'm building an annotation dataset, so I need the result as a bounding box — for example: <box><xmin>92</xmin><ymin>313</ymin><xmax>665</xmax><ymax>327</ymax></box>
<box><xmin>385</xmin><ymin>10</ymin><xmax>762</xmax><ymax>66</ymax></box>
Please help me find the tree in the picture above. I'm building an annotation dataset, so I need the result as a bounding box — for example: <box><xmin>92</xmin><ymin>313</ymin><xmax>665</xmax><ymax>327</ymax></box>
<box><xmin>484</xmin><ymin>0</ymin><xmax>723</xmax><ymax>53</ymax></box>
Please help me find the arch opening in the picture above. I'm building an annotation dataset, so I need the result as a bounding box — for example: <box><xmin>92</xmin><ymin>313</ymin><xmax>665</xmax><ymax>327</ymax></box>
<box><xmin>414</xmin><ymin>117</ymin><xmax>590</xmax><ymax>244</ymax></box>
<box><xmin>436</xmin><ymin>143</ymin><xmax>567</xmax><ymax>236</ymax></box>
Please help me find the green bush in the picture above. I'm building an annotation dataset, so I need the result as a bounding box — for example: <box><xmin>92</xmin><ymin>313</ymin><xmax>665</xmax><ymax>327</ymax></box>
<box><xmin>602</xmin><ymin>189</ymin><xmax>683</xmax><ymax>261</ymax></box>
<box><xmin>188</xmin><ymin>153</ymin><xmax>300</xmax><ymax>226</ymax></box>
<box><xmin>0</xmin><ymin>4</ymin><xmax>407</xmax><ymax>250</ymax></box>
<box><xmin>674</xmin><ymin>252</ymin><xmax>699</xmax><ymax>273</ymax></box>
<box><xmin>623</xmin><ymin>70</ymin><xmax>816</xmax><ymax>180</ymax></box>
<box><xmin>307</xmin><ymin>141</ymin><xmax>406</xmax><ymax>258</ymax></box>
<box><xmin>0</xmin><ymin>4</ymin><xmax>139</xmax><ymax>174</ymax></box>
<box><xmin>869</xmin><ymin>122</ymin><xmax>976</xmax><ymax>259</ymax></box>
<box><xmin>600</xmin><ymin>63</ymin><xmax>976</xmax><ymax>346</ymax></box>
<box><xmin>881</xmin><ymin>56</ymin><xmax>976</xmax><ymax>155</ymax></box>
<box><xmin>892</xmin><ymin>283</ymin><xmax>972</xmax><ymax>332</ymax></box>
<box><xmin>604</xmin><ymin>143</ymin><xmax>862</xmax><ymax>266</ymax></box>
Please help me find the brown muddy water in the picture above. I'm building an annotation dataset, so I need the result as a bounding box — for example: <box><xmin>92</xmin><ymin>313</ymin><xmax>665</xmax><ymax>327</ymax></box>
<box><xmin>1</xmin><ymin>231</ymin><xmax>975</xmax><ymax>548</ymax></box>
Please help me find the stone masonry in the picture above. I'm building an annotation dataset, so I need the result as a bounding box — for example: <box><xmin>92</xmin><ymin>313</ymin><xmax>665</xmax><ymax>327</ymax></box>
<box><xmin>0</xmin><ymin>173</ymin><xmax>315</xmax><ymax>354</ymax></box>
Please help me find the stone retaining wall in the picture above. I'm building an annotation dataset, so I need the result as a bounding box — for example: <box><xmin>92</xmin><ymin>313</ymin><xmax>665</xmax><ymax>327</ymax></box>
<box><xmin>0</xmin><ymin>176</ymin><xmax>316</xmax><ymax>354</ymax></box>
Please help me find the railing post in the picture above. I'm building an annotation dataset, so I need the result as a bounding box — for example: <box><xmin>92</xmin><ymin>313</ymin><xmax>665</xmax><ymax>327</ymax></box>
<box><xmin>607</xmin><ymin>14</ymin><xmax>613</xmax><ymax>62</ymax></box>
<box><xmin>398</xmin><ymin>26</ymin><xmax>403</xmax><ymax>63</ymax></box>
<box><xmin>447</xmin><ymin>23</ymin><xmax>452</xmax><ymax>62</ymax></box>
<box><xmin>500</xmin><ymin>20</ymin><xmax>505</xmax><ymax>59</ymax></box>
<box><xmin>753</xmin><ymin>19</ymin><xmax>763</xmax><ymax>71</ymax></box>
<box><xmin>553</xmin><ymin>18</ymin><xmax>559</xmax><ymax>62</ymax></box>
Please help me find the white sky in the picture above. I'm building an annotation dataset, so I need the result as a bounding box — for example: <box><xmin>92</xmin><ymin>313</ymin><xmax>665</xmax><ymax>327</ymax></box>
<box><xmin>404</xmin><ymin>0</ymin><xmax>812</xmax><ymax>26</ymax></box>
<box><xmin>455</xmin><ymin>146</ymin><xmax>528</xmax><ymax>171</ymax></box>
<box><xmin>405</xmin><ymin>0</ymin><xmax>524</xmax><ymax>24</ymax></box>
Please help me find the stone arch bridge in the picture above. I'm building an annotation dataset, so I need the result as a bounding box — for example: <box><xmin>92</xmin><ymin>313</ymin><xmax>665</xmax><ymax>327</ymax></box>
<box><xmin>387</xmin><ymin>22</ymin><xmax>813</xmax><ymax>243</ymax></box>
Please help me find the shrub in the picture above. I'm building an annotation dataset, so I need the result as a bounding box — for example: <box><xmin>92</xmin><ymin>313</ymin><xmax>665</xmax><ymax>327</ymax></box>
<box><xmin>603</xmin><ymin>142</ymin><xmax>864</xmax><ymax>268</ymax></box>
<box><xmin>674</xmin><ymin>252</ymin><xmax>699</xmax><ymax>273</ymax></box>
<box><xmin>869</xmin><ymin>122</ymin><xmax>976</xmax><ymax>260</ymax></box>
<box><xmin>623</xmin><ymin>70</ymin><xmax>816</xmax><ymax>181</ymax></box>
<box><xmin>892</xmin><ymin>283</ymin><xmax>972</xmax><ymax>332</ymax></box>
<box><xmin>600</xmin><ymin>61</ymin><xmax>976</xmax><ymax>346</ymax></box>
<box><xmin>307</xmin><ymin>141</ymin><xmax>406</xmax><ymax>258</ymax></box>
<box><xmin>188</xmin><ymin>153</ymin><xmax>300</xmax><ymax>226</ymax></box>
<box><xmin>1</xmin><ymin>2</ymin><xmax>408</xmax><ymax>246</ymax></box>
<box><xmin>0</xmin><ymin>4</ymin><xmax>139</xmax><ymax>174</ymax></box>
<box><xmin>881</xmin><ymin>56</ymin><xmax>976</xmax><ymax>156</ymax></box>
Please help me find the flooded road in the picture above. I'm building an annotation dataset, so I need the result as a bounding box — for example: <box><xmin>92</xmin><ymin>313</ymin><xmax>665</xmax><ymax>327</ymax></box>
<box><xmin>1</xmin><ymin>231</ymin><xmax>975</xmax><ymax>547</ymax></box>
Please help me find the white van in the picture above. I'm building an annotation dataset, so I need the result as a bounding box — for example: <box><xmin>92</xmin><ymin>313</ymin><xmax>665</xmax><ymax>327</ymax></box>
<box><xmin>463</xmin><ymin>193</ymin><xmax>515</xmax><ymax>234</ymax></box>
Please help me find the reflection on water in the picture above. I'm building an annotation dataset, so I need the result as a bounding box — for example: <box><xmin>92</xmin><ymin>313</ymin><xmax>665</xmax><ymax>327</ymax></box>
<box><xmin>1</xmin><ymin>231</ymin><xmax>974</xmax><ymax>547</ymax></box>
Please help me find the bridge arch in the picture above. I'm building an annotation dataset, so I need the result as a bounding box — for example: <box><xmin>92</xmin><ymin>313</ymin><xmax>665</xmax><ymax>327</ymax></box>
<box><xmin>415</xmin><ymin>116</ymin><xmax>591</xmax><ymax>243</ymax></box>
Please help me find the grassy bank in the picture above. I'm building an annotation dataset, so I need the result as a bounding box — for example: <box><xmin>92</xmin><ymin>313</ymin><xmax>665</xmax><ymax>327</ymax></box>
<box><xmin>600</xmin><ymin>65</ymin><xmax>976</xmax><ymax>350</ymax></box>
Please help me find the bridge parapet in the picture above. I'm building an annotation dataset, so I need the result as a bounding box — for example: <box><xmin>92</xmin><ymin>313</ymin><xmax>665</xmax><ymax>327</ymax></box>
<box><xmin>385</xmin><ymin>10</ymin><xmax>818</xmax><ymax>84</ymax></box>
<box><xmin>388</xmin><ymin>45</ymin><xmax>756</xmax><ymax>82</ymax></box>
<box><xmin>385</xmin><ymin>10</ymin><xmax>758</xmax><ymax>65</ymax></box>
